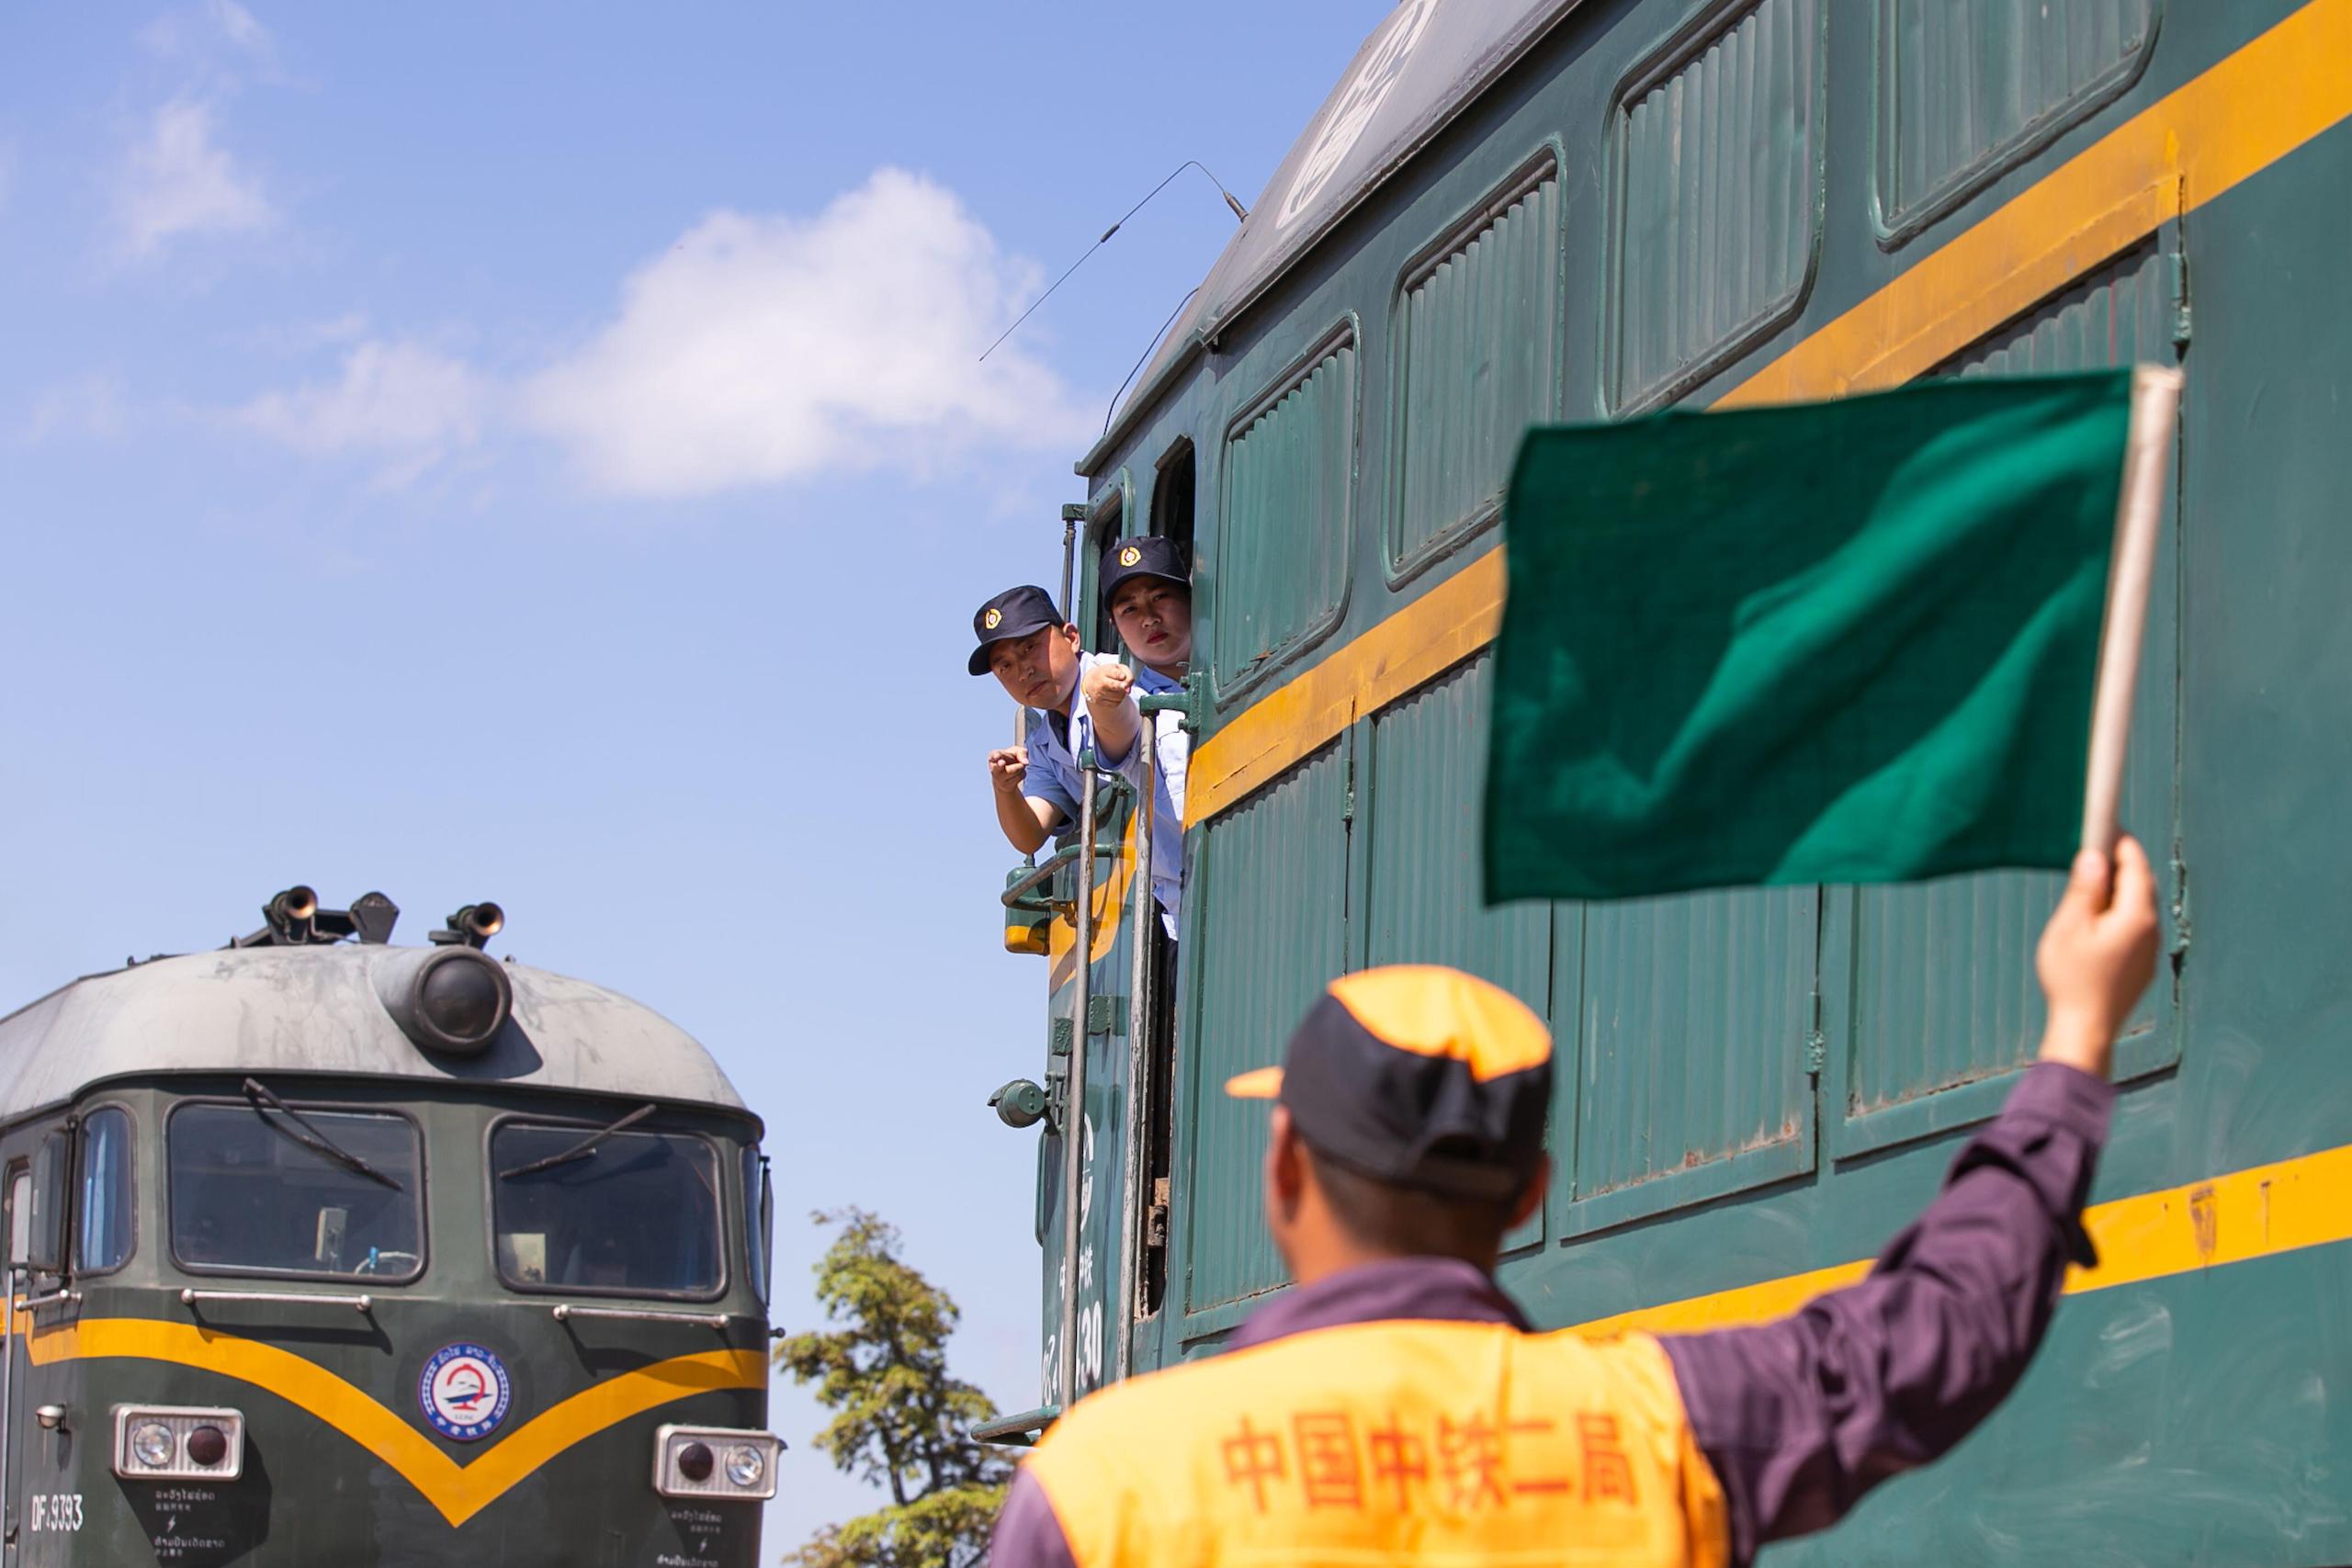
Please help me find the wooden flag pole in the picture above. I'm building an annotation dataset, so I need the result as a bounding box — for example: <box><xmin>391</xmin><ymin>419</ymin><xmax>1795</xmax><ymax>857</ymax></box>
<box><xmin>2081</xmin><ymin>364</ymin><xmax>2185</xmax><ymax>855</ymax></box>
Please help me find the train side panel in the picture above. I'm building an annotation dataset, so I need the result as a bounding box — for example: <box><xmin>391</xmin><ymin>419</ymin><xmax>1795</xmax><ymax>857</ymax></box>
<box><xmin>1038</xmin><ymin>0</ymin><xmax>2352</xmax><ymax>1559</ymax></box>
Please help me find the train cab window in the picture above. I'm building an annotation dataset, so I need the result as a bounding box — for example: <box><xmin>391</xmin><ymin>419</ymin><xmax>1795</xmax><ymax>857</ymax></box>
<box><xmin>1150</xmin><ymin>440</ymin><xmax>1195</xmax><ymax>567</ymax></box>
<box><xmin>7</xmin><ymin>1168</ymin><xmax>28</xmax><ymax>1269</ymax></box>
<box><xmin>76</xmin><ymin>1106</ymin><xmax>134</xmax><ymax>1273</ymax></box>
<box><xmin>492</xmin><ymin>1121</ymin><xmax>721</xmax><ymax>1297</ymax></box>
<box><xmin>168</xmin><ymin>1102</ymin><xmax>424</xmax><ymax>1280</ymax></box>
<box><xmin>742</xmin><ymin>1145</ymin><xmax>772</xmax><ymax>1306</ymax></box>
<box><xmin>1087</xmin><ymin>502</ymin><xmax>1124</xmax><ymax>653</ymax></box>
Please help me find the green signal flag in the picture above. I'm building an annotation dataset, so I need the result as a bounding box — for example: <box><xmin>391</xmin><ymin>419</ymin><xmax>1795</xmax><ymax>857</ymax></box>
<box><xmin>1484</xmin><ymin>366</ymin><xmax>2179</xmax><ymax>904</ymax></box>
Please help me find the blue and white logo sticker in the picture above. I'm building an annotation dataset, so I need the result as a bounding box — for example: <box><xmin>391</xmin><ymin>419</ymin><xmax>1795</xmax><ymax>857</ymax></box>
<box><xmin>420</xmin><ymin>1342</ymin><xmax>513</xmax><ymax>1442</ymax></box>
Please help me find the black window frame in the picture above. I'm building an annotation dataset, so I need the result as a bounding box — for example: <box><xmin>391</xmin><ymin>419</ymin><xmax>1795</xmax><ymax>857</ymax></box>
<box><xmin>73</xmin><ymin>1101</ymin><xmax>139</xmax><ymax>1279</ymax></box>
<box><xmin>1085</xmin><ymin>500</ymin><xmax>1125</xmax><ymax>657</ymax></box>
<box><xmin>482</xmin><ymin>1111</ymin><xmax>729</xmax><ymax>1303</ymax></box>
<box><xmin>164</xmin><ymin>1096</ymin><xmax>428</xmax><ymax>1285</ymax></box>
<box><xmin>741</xmin><ymin>1144</ymin><xmax>771</xmax><ymax>1309</ymax></box>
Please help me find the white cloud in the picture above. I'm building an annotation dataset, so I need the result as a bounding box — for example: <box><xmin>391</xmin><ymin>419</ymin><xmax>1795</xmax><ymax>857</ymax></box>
<box><xmin>141</xmin><ymin>0</ymin><xmax>277</xmax><ymax>72</ymax></box>
<box><xmin>233</xmin><ymin>339</ymin><xmax>486</xmax><ymax>486</ymax></box>
<box><xmin>111</xmin><ymin>96</ymin><xmax>275</xmax><ymax>259</ymax></box>
<box><xmin>521</xmin><ymin>167</ymin><xmax>1088</xmax><ymax>498</ymax></box>
<box><xmin>21</xmin><ymin>373</ymin><xmax>130</xmax><ymax>444</ymax></box>
<box><xmin>204</xmin><ymin>0</ymin><xmax>272</xmax><ymax>57</ymax></box>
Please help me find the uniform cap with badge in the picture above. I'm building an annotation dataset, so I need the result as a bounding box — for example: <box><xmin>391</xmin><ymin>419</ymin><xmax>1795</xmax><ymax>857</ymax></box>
<box><xmin>967</xmin><ymin>584</ymin><xmax>1066</xmax><ymax>676</ymax></box>
<box><xmin>1097</xmin><ymin>536</ymin><xmax>1191</xmax><ymax>607</ymax></box>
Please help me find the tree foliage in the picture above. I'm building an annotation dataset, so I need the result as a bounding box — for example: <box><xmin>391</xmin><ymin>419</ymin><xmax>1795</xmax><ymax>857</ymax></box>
<box><xmin>774</xmin><ymin>1208</ymin><xmax>1012</xmax><ymax>1568</ymax></box>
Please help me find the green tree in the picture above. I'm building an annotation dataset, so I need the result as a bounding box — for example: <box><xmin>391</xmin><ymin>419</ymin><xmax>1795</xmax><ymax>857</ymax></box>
<box><xmin>774</xmin><ymin>1208</ymin><xmax>1013</xmax><ymax>1568</ymax></box>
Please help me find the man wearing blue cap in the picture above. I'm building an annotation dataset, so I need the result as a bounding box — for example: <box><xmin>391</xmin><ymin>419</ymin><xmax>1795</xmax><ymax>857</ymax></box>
<box><xmin>989</xmin><ymin>839</ymin><xmax>2161</xmax><ymax>1567</ymax></box>
<box><xmin>971</xmin><ymin>585</ymin><xmax>1083</xmax><ymax>854</ymax></box>
<box><xmin>969</xmin><ymin>583</ymin><xmax>1138</xmax><ymax>857</ymax></box>
<box><xmin>1080</xmin><ymin>536</ymin><xmax>1193</xmax><ymax>937</ymax></box>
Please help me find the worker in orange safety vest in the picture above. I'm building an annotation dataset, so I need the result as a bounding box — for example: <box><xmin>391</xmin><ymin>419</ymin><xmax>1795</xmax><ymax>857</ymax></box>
<box><xmin>988</xmin><ymin>837</ymin><xmax>2159</xmax><ymax>1567</ymax></box>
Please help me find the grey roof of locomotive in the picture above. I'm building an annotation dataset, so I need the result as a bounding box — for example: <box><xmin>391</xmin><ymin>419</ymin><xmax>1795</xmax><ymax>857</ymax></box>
<box><xmin>0</xmin><ymin>944</ymin><xmax>751</xmax><ymax>1124</ymax></box>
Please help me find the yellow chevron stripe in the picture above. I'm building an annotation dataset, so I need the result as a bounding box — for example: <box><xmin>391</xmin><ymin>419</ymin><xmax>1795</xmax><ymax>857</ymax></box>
<box><xmin>1184</xmin><ymin>0</ymin><xmax>2352</xmax><ymax>828</ymax></box>
<box><xmin>1047</xmin><ymin>798</ymin><xmax>1142</xmax><ymax>988</ymax></box>
<box><xmin>16</xmin><ymin>1317</ymin><xmax>762</xmax><ymax>1528</ymax></box>
<box><xmin>1568</xmin><ymin>1137</ymin><xmax>2352</xmax><ymax>1338</ymax></box>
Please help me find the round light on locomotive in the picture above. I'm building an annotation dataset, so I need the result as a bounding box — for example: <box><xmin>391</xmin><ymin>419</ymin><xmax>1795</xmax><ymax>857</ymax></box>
<box><xmin>677</xmin><ymin>1441</ymin><xmax>716</xmax><ymax>1483</ymax></box>
<box><xmin>724</xmin><ymin>1445</ymin><xmax>765</xmax><ymax>1489</ymax></box>
<box><xmin>186</xmin><ymin>1425</ymin><xmax>230</xmax><ymax>1467</ymax></box>
<box><xmin>130</xmin><ymin>1423</ymin><xmax>175</xmax><ymax>1468</ymax></box>
<box><xmin>420</xmin><ymin>953</ymin><xmax>505</xmax><ymax>1042</ymax></box>
<box><xmin>372</xmin><ymin>945</ymin><xmax>514</xmax><ymax>1058</ymax></box>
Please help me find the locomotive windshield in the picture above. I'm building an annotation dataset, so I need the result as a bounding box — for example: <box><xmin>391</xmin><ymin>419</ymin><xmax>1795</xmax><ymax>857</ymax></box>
<box><xmin>491</xmin><ymin>1120</ymin><xmax>721</xmax><ymax>1296</ymax></box>
<box><xmin>168</xmin><ymin>1101</ymin><xmax>424</xmax><ymax>1279</ymax></box>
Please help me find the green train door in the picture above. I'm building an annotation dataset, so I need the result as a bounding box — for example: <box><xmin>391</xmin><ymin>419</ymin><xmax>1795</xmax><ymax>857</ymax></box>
<box><xmin>4</xmin><ymin>1123</ymin><xmax>79</xmax><ymax>1566</ymax></box>
<box><xmin>3</xmin><ymin>1138</ymin><xmax>60</xmax><ymax>1567</ymax></box>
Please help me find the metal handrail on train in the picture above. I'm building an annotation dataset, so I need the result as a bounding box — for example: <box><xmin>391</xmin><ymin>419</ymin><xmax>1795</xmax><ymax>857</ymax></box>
<box><xmin>1001</xmin><ymin>831</ymin><xmax>1125</xmax><ymax>908</ymax></box>
<box><xmin>551</xmin><ymin>1303</ymin><xmax>729</xmax><ymax>1330</ymax></box>
<box><xmin>1054</xmin><ymin>745</ymin><xmax>1100</xmax><ymax>1413</ymax></box>
<box><xmin>1114</xmin><ymin>701</ymin><xmax>1155</xmax><ymax>1386</ymax></box>
<box><xmin>1115</xmin><ymin>683</ymin><xmax>1191</xmax><ymax>1386</ymax></box>
<box><xmin>15</xmin><ymin>1287</ymin><xmax>81</xmax><ymax>1312</ymax></box>
<box><xmin>181</xmin><ymin>1287</ymin><xmax>374</xmax><ymax>1314</ymax></box>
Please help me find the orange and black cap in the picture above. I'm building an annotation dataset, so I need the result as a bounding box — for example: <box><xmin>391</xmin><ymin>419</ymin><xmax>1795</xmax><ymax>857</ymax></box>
<box><xmin>968</xmin><ymin>584</ymin><xmax>1065</xmax><ymax>676</ymax></box>
<box><xmin>1227</xmin><ymin>965</ymin><xmax>1550</xmax><ymax>1202</ymax></box>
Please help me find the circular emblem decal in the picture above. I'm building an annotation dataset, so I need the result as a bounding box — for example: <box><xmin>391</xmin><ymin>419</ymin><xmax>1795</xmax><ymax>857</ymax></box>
<box><xmin>1276</xmin><ymin>0</ymin><xmax>1438</xmax><ymax>231</ymax></box>
<box><xmin>1119</xmin><ymin>545</ymin><xmax>1142</xmax><ymax>567</ymax></box>
<box><xmin>983</xmin><ymin>607</ymin><xmax>1003</xmax><ymax>629</ymax></box>
<box><xmin>420</xmin><ymin>1343</ymin><xmax>513</xmax><ymax>1442</ymax></box>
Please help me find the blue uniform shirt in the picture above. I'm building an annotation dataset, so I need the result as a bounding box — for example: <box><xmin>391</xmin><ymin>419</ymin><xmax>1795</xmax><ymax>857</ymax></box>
<box><xmin>1093</xmin><ymin>661</ymin><xmax>1187</xmax><ymax>939</ymax></box>
<box><xmin>1017</xmin><ymin>652</ymin><xmax>1123</xmax><ymax>833</ymax></box>
<box><xmin>1020</xmin><ymin>655</ymin><xmax>1186</xmax><ymax>938</ymax></box>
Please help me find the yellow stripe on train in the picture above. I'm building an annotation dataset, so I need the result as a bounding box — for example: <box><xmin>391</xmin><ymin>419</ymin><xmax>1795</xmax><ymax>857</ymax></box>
<box><xmin>4</xmin><ymin>1317</ymin><xmax>763</xmax><ymax>1528</ymax></box>
<box><xmin>1571</xmin><ymin>1138</ymin><xmax>2352</xmax><ymax>1339</ymax></box>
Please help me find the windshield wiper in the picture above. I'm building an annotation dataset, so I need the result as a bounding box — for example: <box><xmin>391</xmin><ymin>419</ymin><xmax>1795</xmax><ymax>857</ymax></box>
<box><xmin>241</xmin><ymin>1077</ymin><xmax>405</xmax><ymax>1192</ymax></box>
<box><xmin>497</xmin><ymin>1102</ymin><xmax>658</xmax><ymax>1181</ymax></box>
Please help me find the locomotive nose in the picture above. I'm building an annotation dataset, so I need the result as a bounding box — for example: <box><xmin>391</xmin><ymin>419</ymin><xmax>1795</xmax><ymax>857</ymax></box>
<box><xmin>371</xmin><ymin>945</ymin><xmax>514</xmax><ymax>1056</ymax></box>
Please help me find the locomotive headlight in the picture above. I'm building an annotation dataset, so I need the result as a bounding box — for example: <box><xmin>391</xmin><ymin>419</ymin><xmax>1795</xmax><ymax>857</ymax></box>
<box><xmin>130</xmin><ymin>1424</ymin><xmax>174</xmax><ymax>1468</ymax></box>
<box><xmin>372</xmin><ymin>944</ymin><xmax>513</xmax><ymax>1057</ymax></box>
<box><xmin>114</xmin><ymin>1405</ymin><xmax>246</xmax><ymax>1480</ymax></box>
<box><xmin>653</xmin><ymin>1425</ymin><xmax>781</xmax><ymax>1501</ymax></box>
<box><xmin>419</xmin><ymin>954</ymin><xmax>506</xmax><ymax>1042</ymax></box>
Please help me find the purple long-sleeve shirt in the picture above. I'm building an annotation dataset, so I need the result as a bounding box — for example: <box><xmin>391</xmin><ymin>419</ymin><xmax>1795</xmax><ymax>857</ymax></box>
<box><xmin>990</xmin><ymin>1061</ymin><xmax>2113</xmax><ymax>1567</ymax></box>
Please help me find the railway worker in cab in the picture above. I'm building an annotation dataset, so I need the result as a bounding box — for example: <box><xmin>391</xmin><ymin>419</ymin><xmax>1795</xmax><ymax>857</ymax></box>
<box><xmin>990</xmin><ymin>839</ymin><xmax>2161</xmax><ymax>1568</ymax></box>
<box><xmin>972</xmin><ymin>583</ymin><xmax>1133</xmax><ymax>856</ymax></box>
<box><xmin>1080</xmin><ymin>536</ymin><xmax>1192</xmax><ymax>938</ymax></box>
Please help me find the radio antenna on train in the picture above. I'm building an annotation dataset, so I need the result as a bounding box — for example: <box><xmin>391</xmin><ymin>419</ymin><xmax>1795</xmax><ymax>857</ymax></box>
<box><xmin>978</xmin><ymin>160</ymin><xmax>1249</xmax><ymax>364</ymax></box>
<box><xmin>1105</xmin><ymin>285</ymin><xmax>1202</xmax><ymax>434</ymax></box>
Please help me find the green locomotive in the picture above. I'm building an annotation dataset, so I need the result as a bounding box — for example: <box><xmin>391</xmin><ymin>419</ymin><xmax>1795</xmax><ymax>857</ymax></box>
<box><xmin>0</xmin><ymin>889</ymin><xmax>776</xmax><ymax>1565</ymax></box>
<box><xmin>992</xmin><ymin>1</ymin><xmax>2352</xmax><ymax>1561</ymax></box>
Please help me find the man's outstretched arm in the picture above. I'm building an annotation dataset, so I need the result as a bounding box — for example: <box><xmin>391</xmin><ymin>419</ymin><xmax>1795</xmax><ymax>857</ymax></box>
<box><xmin>1662</xmin><ymin>837</ymin><xmax>2159</xmax><ymax>1567</ymax></box>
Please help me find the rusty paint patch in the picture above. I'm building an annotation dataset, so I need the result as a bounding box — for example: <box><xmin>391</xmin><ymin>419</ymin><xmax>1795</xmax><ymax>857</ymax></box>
<box><xmin>2188</xmin><ymin>1182</ymin><xmax>2218</xmax><ymax>1261</ymax></box>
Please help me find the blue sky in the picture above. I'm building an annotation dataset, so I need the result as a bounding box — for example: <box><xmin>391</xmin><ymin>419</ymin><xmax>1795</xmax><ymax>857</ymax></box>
<box><xmin>0</xmin><ymin>0</ymin><xmax>1387</xmax><ymax>1549</ymax></box>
